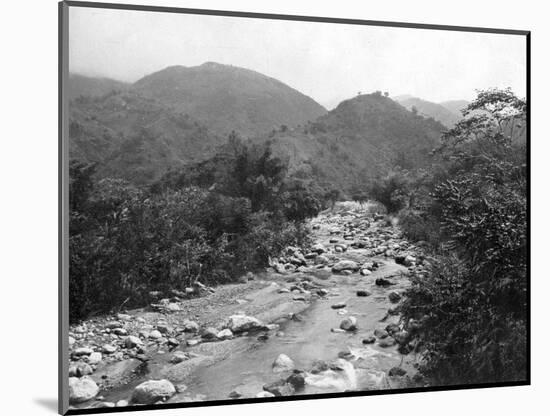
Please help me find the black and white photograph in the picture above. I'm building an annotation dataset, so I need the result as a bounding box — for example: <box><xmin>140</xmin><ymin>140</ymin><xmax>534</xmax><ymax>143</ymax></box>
<box><xmin>59</xmin><ymin>1</ymin><xmax>529</xmax><ymax>413</ymax></box>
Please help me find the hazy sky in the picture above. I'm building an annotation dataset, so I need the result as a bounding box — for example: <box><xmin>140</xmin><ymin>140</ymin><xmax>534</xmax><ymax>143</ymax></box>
<box><xmin>69</xmin><ymin>6</ymin><xmax>527</xmax><ymax>109</ymax></box>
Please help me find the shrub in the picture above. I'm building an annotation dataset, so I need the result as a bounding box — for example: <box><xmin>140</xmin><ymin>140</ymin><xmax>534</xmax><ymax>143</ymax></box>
<box><xmin>400</xmin><ymin>88</ymin><xmax>527</xmax><ymax>385</ymax></box>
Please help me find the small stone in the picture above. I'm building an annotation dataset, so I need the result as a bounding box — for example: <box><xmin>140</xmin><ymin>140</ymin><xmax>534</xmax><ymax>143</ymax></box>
<box><xmin>286</xmin><ymin>370</ymin><xmax>306</xmax><ymax>390</ymax></box>
<box><xmin>375</xmin><ymin>278</ymin><xmax>394</xmax><ymax>286</ymax></box>
<box><xmin>201</xmin><ymin>327</ymin><xmax>218</xmax><ymax>340</ymax></box>
<box><xmin>166</xmin><ymin>303</ymin><xmax>181</xmax><ymax>312</ymax></box>
<box><xmin>68</xmin><ymin>336</ymin><xmax>75</xmax><ymax>346</ymax></box>
<box><xmin>87</xmin><ymin>352</ymin><xmax>102</xmax><ymax>365</ymax></box>
<box><xmin>340</xmin><ymin>316</ymin><xmax>357</xmax><ymax>331</ymax></box>
<box><xmin>388</xmin><ymin>291</ymin><xmax>402</xmax><ymax>303</ymax></box>
<box><xmin>170</xmin><ymin>351</ymin><xmax>189</xmax><ymax>364</ymax></box>
<box><xmin>310</xmin><ymin>360</ymin><xmax>329</xmax><ymax>374</ymax></box>
<box><xmin>331</xmin><ymin>302</ymin><xmax>347</xmax><ymax>309</ymax></box>
<box><xmin>124</xmin><ymin>336</ymin><xmax>143</xmax><ymax>349</ymax></box>
<box><xmin>217</xmin><ymin>329</ymin><xmax>233</xmax><ymax>340</ymax></box>
<box><xmin>374</xmin><ymin>329</ymin><xmax>389</xmax><ymax>339</ymax></box>
<box><xmin>356</xmin><ymin>290</ymin><xmax>371</xmax><ymax>297</ymax></box>
<box><xmin>68</xmin><ymin>363</ymin><xmax>93</xmax><ymax>377</ymax></box>
<box><xmin>102</xmin><ymin>344</ymin><xmax>117</xmax><ymax>354</ymax></box>
<box><xmin>331</xmin><ymin>328</ymin><xmax>346</xmax><ymax>333</ymax></box>
<box><xmin>187</xmin><ymin>339</ymin><xmax>200</xmax><ymax>346</ymax></box>
<box><xmin>116</xmin><ymin>400</ymin><xmax>129</xmax><ymax>407</ymax></box>
<box><xmin>362</xmin><ymin>336</ymin><xmax>376</xmax><ymax>344</ymax></box>
<box><xmin>149</xmin><ymin>330</ymin><xmax>163</xmax><ymax>340</ymax></box>
<box><xmin>393</xmin><ymin>330</ymin><xmax>409</xmax><ymax>345</ymax></box>
<box><xmin>182</xmin><ymin>320</ymin><xmax>200</xmax><ymax>333</ymax></box>
<box><xmin>113</xmin><ymin>328</ymin><xmax>128</xmax><ymax>336</ymax></box>
<box><xmin>378</xmin><ymin>338</ymin><xmax>397</xmax><ymax>348</ymax></box>
<box><xmin>156</xmin><ymin>324</ymin><xmax>172</xmax><ymax>334</ymax></box>
<box><xmin>360</xmin><ymin>269</ymin><xmax>372</xmax><ymax>276</ymax></box>
<box><xmin>73</xmin><ymin>347</ymin><xmax>93</xmax><ymax>357</ymax></box>
<box><xmin>256</xmin><ymin>391</ymin><xmax>275</xmax><ymax>398</ymax></box>
<box><xmin>388</xmin><ymin>367</ymin><xmax>407</xmax><ymax>377</ymax></box>
<box><xmin>229</xmin><ymin>390</ymin><xmax>242</xmax><ymax>399</ymax></box>
<box><xmin>263</xmin><ymin>380</ymin><xmax>295</xmax><ymax>396</ymax></box>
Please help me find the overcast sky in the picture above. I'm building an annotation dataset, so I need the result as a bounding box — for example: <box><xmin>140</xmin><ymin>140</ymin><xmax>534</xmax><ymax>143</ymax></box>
<box><xmin>69</xmin><ymin>6</ymin><xmax>526</xmax><ymax>109</ymax></box>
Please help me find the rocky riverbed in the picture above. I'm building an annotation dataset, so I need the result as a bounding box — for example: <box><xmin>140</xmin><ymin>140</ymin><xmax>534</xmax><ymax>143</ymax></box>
<box><xmin>67</xmin><ymin>202</ymin><xmax>430</xmax><ymax>410</ymax></box>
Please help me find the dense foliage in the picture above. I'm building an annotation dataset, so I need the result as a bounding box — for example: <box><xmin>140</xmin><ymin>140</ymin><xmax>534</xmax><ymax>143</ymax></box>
<box><xmin>397</xmin><ymin>88</ymin><xmax>528</xmax><ymax>384</ymax></box>
<box><xmin>69</xmin><ymin>139</ymin><xmax>324</xmax><ymax>322</ymax></box>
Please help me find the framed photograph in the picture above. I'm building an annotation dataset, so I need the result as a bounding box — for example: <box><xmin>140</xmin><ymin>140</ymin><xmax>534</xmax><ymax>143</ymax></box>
<box><xmin>59</xmin><ymin>1</ymin><xmax>530</xmax><ymax>414</ymax></box>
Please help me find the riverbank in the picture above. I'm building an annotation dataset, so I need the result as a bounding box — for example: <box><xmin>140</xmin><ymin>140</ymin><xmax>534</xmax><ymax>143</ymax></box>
<box><xmin>67</xmin><ymin>202</ymin><xmax>430</xmax><ymax>409</ymax></box>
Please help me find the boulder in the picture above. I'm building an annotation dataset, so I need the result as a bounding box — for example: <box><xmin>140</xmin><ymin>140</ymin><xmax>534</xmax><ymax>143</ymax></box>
<box><xmin>331</xmin><ymin>260</ymin><xmax>360</xmax><ymax>273</ymax></box>
<box><xmin>131</xmin><ymin>379</ymin><xmax>176</xmax><ymax>404</ymax></box>
<box><xmin>226</xmin><ymin>315</ymin><xmax>263</xmax><ymax>333</ymax></box>
<box><xmin>272</xmin><ymin>354</ymin><xmax>295</xmax><ymax>373</ymax></box>
<box><xmin>69</xmin><ymin>377</ymin><xmax>99</xmax><ymax>404</ymax></box>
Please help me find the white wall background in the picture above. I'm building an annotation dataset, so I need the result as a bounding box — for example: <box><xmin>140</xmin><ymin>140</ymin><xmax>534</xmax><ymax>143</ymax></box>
<box><xmin>0</xmin><ymin>0</ymin><xmax>546</xmax><ymax>415</ymax></box>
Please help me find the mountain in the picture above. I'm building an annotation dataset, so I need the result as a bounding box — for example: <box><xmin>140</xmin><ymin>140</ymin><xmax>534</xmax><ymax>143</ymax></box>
<box><xmin>68</xmin><ymin>74</ymin><xmax>129</xmax><ymax>101</ymax></box>
<box><xmin>394</xmin><ymin>96</ymin><xmax>462</xmax><ymax>128</ymax></box>
<box><xmin>69</xmin><ymin>91</ymin><xmax>224</xmax><ymax>184</ymax></box>
<box><xmin>260</xmin><ymin>92</ymin><xmax>446</xmax><ymax>193</ymax></box>
<box><xmin>439</xmin><ymin>100</ymin><xmax>470</xmax><ymax>115</ymax></box>
<box><xmin>132</xmin><ymin>62</ymin><xmax>327</xmax><ymax>137</ymax></box>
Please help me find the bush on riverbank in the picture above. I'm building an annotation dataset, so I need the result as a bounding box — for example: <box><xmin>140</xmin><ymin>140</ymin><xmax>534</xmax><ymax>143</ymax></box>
<box><xmin>69</xmin><ymin>141</ymin><xmax>319</xmax><ymax>322</ymax></box>
<box><xmin>399</xmin><ymin>88</ymin><xmax>528</xmax><ymax>384</ymax></box>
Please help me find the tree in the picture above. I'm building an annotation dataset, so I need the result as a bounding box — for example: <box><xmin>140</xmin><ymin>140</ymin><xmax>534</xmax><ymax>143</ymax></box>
<box><xmin>400</xmin><ymin>88</ymin><xmax>527</xmax><ymax>384</ymax></box>
<box><xmin>324</xmin><ymin>188</ymin><xmax>341</xmax><ymax>210</ymax></box>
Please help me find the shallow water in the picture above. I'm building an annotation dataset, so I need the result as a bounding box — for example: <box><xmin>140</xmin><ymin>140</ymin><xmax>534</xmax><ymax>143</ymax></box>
<box><xmin>79</xmin><ymin>208</ymin><xmax>420</xmax><ymax>406</ymax></box>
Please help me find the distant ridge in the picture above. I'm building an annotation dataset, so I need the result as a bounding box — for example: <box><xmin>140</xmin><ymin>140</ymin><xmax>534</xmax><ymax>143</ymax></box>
<box><xmin>68</xmin><ymin>73</ymin><xmax>129</xmax><ymax>101</ymax></box>
<box><xmin>132</xmin><ymin>62</ymin><xmax>327</xmax><ymax>137</ymax></box>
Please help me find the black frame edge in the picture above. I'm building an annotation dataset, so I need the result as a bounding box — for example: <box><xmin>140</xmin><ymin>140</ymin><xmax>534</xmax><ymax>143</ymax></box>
<box><xmin>59</xmin><ymin>1</ymin><xmax>70</xmax><ymax>414</ymax></box>
<box><xmin>62</xmin><ymin>0</ymin><xmax>529</xmax><ymax>36</ymax></box>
